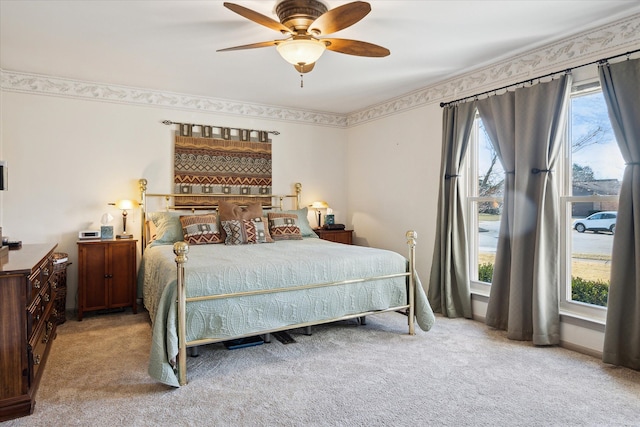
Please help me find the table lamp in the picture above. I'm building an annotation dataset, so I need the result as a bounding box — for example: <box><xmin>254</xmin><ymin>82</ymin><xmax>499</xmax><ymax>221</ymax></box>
<box><xmin>112</xmin><ymin>199</ymin><xmax>139</xmax><ymax>239</ymax></box>
<box><xmin>309</xmin><ymin>201</ymin><xmax>329</xmax><ymax>228</ymax></box>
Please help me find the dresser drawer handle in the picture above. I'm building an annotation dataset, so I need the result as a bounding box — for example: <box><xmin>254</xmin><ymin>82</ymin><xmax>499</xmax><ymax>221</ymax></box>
<box><xmin>34</xmin><ymin>354</ymin><xmax>41</xmax><ymax>365</ymax></box>
<box><xmin>43</xmin><ymin>267</ymin><xmax>50</xmax><ymax>276</ymax></box>
<box><xmin>34</xmin><ymin>279</ymin><xmax>41</xmax><ymax>289</ymax></box>
<box><xmin>42</xmin><ymin>322</ymin><xmax>54</xmax><ymax>343</ymax></box>
<box><xmin>44</xmin><ymin>293</ymin><xmax>51</xmax><ymax>302</ymax></box>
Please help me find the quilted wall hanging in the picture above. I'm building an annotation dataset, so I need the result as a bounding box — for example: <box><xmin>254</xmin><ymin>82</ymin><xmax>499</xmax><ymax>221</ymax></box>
<box><xmin>169</xmin><ymin>122</ymin><xmax>276</xmax><ymax>207</ymax></box>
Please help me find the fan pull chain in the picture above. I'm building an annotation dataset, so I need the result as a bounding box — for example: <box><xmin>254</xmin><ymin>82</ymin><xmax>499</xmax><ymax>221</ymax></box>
<box><xmin>300</xmin><ymin>73</ymin><xmax>304</xmax><ymax>88</ymax></box>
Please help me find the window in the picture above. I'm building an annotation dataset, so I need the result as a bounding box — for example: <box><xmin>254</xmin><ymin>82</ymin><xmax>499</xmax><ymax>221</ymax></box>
<box><xmin>467</xmin><ymin>116</ymin><xmax>503</xmax><ymax>293</ymax></box>
<box><xmin>560</xmin><ymin>84</ymin><xmax>623</xmax><ymax>320</ymax></box>
<box><xmin>466</xmin><ymin>82</ymin><xmax>623</xmax><ymax>321</ymax></box>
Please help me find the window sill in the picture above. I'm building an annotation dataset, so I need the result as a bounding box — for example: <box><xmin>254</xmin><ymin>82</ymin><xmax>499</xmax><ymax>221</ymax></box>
<box><xmin>470</xmin><ymin>280</ymin><xmax>491</xmax><ymax>298</ymax></box>
<box><xmin>559</xmin><ymin>307</ymin><xmax>606</xmax><ymax>331</ymax></box>
<box><xmin>471</xmin><ymin>287</ymin><xmax>606</xmax><ymax>331</ymax></box>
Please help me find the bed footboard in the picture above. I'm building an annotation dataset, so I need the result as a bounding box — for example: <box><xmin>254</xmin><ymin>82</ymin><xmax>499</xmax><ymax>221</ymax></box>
<box><xmin>172</xmin><ymin>231</ymin><xmax>417</xmax><ymax>386</ymax></box>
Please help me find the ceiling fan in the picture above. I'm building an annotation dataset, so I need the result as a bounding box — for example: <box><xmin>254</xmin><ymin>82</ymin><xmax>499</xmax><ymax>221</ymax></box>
<box><xmin>217</xmin><ymin>0</ymin><xmax>390</xmax><ymax>74</ymax></box>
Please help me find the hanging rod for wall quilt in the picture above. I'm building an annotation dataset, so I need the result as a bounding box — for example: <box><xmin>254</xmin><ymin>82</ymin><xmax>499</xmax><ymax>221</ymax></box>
<box><xmin>440</xmin><ymin>48</ymin><xmax>640</xmax><ymax>108</ymax></box>
<box><xmin>162</xmin><ymin>120</ymin><xmax>280</xmax><ymax>142</ymax></box>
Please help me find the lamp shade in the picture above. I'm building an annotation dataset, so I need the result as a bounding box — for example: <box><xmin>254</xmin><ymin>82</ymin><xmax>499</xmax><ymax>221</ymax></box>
<box><xmin>309</xmin><ymin>201</ymin><xmax>329</xmax><ymax>209</ymax></box>
<box><xmin>276</xmin><ymin>39</ymin><xmax>326</xmax><ymax>65</ymax></box>
<box><xmin>114</xmin><ymin>199</ymin><xmax>139</xmax><ymax>210</ymax></box>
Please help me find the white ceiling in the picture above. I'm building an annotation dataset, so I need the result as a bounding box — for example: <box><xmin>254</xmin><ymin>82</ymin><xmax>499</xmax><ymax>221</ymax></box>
<box><xmin>2</xmin><ymin>1</ymin><xmax>640</xmax><ymax>114</ymax></box>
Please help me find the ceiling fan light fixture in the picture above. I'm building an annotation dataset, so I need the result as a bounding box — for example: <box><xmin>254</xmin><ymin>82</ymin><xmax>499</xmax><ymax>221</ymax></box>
<box><xmin>276</xmin><ymin>38</ymin><xmax>326</xmax><ymax>66</ymax></box>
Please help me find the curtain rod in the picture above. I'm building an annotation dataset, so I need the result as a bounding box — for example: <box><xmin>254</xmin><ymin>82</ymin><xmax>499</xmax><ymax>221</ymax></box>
<box><xmin>162</xmin><ymin>120</ymin><xmax>279</xmax><ymax>142</ymax></box>
<box><xmin>440</xmin><ymin>48</ymin><xmax>640</xmax><ymax>108</ymax></box>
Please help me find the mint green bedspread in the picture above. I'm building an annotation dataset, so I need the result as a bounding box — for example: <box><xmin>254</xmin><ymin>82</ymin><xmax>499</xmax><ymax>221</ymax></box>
<box><xmin>139</xmin><ymin>238</ymin><xmax>435</xmax><ymax>387</ymax></box>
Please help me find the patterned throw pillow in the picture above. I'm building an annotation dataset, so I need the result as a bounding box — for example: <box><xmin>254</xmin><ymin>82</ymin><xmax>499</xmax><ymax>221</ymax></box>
<box><xmin>253</xmin><ymin>217</ymin><xmax>274</xmax><ymax>243</ymax></box>
<box><xmin>179</xmin><ymin>214</ymin><xmax>222</xmax><ymax>245</ymax></box>
<box><xmin>221</xmin><ymin>217</ymin><xmax>273</xmax><ymax>245</ymax></box>
<box><xmin>218</xmin><ymin>200</ymin><xmax>264</xmax><ymax>240</ymax></box>
<box><xmin>278</xmin><ymin>207</ymin><xmax>318</xmax><ymax>238</ymax></box>
<box><xmin>267</xmin><ymin>212</ymin><xmax>303</xmax><ymax>240</ymax></box>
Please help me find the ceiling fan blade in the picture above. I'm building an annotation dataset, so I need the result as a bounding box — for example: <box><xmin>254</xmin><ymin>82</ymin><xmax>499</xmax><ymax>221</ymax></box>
<box><xmin>323</xmin><ymin>38</ymin><xmax>390</xmax><ymax>57</ymax></box>
<box><xmin>217</xmin><ymin>40</ymin><xmax>279</xmax><ymax>52</ymax></box>
<box><xmin>223</xmin><ymin>2</ymin><xmax>292</xmax><ymax>35</ymax></box>
<box><xmin>309</xmin><ymin>1</ymin><xmax>371</xmax><ymax>36</ymax></box>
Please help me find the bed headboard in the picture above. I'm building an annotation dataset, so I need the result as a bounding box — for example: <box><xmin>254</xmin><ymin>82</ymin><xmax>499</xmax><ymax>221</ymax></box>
<box><xmin>138</xmin><ymin>179</ymin><xmax>302</xmax><ymax>250</ymax></box>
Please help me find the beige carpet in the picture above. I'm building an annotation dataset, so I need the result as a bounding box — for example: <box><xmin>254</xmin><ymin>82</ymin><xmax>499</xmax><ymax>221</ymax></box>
<box><xmin>3</xmin><ymin>310</ymin><xmax>640</xmax><ymax>426</ymax></box>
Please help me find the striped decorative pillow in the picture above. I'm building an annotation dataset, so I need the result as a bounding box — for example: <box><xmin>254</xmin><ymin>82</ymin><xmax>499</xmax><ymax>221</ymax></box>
<box><xmin>179</xmin><ymin>214</ymin><xmax>223</xmax><ymax>245</ymax></box>
<box><xmin>267</xmin><ymin>212</ymin><xmax>303</xmax><ymax>240</ymax></box>
<box><xmin>253</xmin><ymin>217</ymin><xmax>274</xmax><ymax>243</ymax></box>
<box><xmin>222</xmin><ymin>217</ymin><xmax>273</xmax><ymax>245</ymax></box>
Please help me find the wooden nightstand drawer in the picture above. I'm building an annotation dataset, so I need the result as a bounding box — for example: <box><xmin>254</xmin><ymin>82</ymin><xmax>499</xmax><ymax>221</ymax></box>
<box><xmin>315</xmin><ymin>229</ymin><xmax>353</xmax><ymax>245</ymax></box>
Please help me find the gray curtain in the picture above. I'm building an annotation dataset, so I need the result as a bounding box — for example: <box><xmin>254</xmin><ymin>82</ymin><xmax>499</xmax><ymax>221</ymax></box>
<box><xmin>477</xmin><ymin>76</ymin><xmax>571</xmax><ymax>344</ymax></box>
<box><xmin>599</xmin><ymin>58</ymin><xmax>640</xmax><ymax>370</ymax></box>
<box><xmin>476</xmin><ymin>94</ymin><xmax>516</xmax><ymax>331</ymax></box>
<box><xmin>428</xmin><ymin>101</ymin><xmax>476</xmax><ymax>318</ymax></box>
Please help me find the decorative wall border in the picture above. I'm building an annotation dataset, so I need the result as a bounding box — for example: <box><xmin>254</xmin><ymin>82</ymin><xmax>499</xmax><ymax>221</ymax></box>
<box><xmin>0</xmin><ymin>70</ymin><xmax>348</xmax><ymax>128</ymax></box>
<box><xmin>1</xmin><ymin>13</ymin><xmax>638</xmax><ymax>129</ymax></box>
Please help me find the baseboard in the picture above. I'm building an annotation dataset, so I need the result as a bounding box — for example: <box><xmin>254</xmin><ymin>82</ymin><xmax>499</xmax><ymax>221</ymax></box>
<box><xmin>468</xmin><ymin>313</ymin><xmax>603</xmax><ymax>360</ymax></box>
<box><xmin>560</xmin><ymin>340</ymin><xmax>603</xmax><ymax>360</ymax></box>
<box><xmin>472</xmin><ymin>313</ymin><xmax>486</xmax><ymax>323</ymax></box>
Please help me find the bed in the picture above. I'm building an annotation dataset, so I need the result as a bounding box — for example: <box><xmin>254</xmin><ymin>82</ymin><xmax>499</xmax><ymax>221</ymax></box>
<box><xmin>137</xmin><ymin>179</ymin><xmax>435</xmax><ymax>387</ymax></box>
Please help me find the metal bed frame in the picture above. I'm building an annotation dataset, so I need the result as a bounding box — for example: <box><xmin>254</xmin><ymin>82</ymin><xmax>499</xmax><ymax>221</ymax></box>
<box><xmin>138</xmin><ymin>179</ymin><xmax>417</xmax><ymax>385</ymax></box>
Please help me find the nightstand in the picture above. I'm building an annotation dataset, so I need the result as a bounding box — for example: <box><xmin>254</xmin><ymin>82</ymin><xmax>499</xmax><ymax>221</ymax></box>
<box><xmin>315</xmin><ymin>229</ymin><xmax>353</xmax><ymax>245</ymax></box>
<box><xmin>77</xmin><ymin>239</ymin><xmax>137</xmax><ymax>320</ymax></box>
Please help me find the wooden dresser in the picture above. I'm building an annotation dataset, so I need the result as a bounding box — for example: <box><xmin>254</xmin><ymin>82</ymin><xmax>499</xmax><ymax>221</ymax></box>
<box><xmin>0</xmin><ymin>244</ymin><xmax>58</xmax><ymax>421</ymax></box>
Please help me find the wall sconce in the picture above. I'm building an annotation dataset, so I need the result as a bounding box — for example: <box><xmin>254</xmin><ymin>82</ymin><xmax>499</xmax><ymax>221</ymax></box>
<box><xmin>110</xmin><ymin>199</ymin><xmax>139</xmax><ymax>239</ymax></box>
<box><xmin>309</xmin><ymin>201</ymin><xmax>329</xmax><ymax>229</ymax></box>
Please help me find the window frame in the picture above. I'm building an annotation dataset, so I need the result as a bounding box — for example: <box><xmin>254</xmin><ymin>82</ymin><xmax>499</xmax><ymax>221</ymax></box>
<box><xmin>559</xmin><ymin>81</ymin><xmax>617</xmax><ymax>324</ymax></box>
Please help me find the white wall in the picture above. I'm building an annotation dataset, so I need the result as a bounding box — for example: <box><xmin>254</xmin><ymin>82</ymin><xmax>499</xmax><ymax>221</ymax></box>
<box><xmin>0</xmin><ymin>91</ymin><xmax>347</xmax><ymax>311</ymax></box>
<box><xmin>346</xmin><ymin>104</ymin><xmax>442</xmax><ymax>284</ymax></box>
